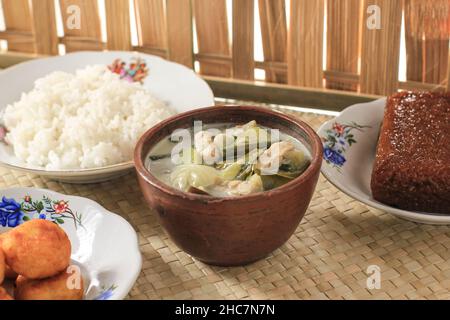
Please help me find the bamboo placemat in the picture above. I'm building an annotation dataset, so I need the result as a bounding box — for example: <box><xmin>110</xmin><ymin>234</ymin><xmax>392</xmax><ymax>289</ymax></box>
<box><xmin>1</xmin><ymin>102</ymin><xmax>449</xmax><ymax>300</ymax></box>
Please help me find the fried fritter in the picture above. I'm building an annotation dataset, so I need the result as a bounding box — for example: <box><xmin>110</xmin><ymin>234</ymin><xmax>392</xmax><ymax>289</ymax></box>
<box><xmin>2</xmin><ymin>220</ymin><xmax>71</xmax><ymax>279</ymax></box>
<box><xmin>15</xmin><ymin>270</ymin><xmax>84</xmax><ymax>300</ymax></box>
<box><xmin>0</xmin><ymin>249</ymin><xmax>5</xmax><ymax>285</ymax></box>
<box><xmin>0</xmin><ymin>287</ymin><xmax>12</xmax><ymax>300</ymax></box>
<box><xmin>4</xmin><ymin>265</ymin><xmax>17</xmax><ymax>280</ymax></box>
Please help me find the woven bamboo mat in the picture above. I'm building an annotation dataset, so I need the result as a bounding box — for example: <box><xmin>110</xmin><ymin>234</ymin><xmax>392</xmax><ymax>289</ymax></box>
<box><xmin>1</xmin><ymin>102</ymin><xmax>449</xmax><ymax>300</ymax></box>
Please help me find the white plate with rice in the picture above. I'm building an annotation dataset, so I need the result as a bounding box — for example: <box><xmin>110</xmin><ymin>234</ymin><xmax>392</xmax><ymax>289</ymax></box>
<box><xmin>0</xmin><ymin>51</ymin><xmax>215</xmax><ymax>183</ymax></box>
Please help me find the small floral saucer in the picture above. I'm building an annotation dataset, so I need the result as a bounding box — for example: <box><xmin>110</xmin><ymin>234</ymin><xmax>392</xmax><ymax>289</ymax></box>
<box><xmin>0</xmin><ymin>187</ymin><xmax>142</xmax><ymax>299</ymax></box>
<box><xmin>318</xmin><ymin>98</ymin><xmax>450</xmax><ymax>225</ymax></box>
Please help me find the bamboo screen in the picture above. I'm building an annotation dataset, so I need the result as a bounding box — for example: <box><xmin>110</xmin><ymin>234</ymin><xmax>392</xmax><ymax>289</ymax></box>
<box><xmin>0</xmin><ymin>0</ymin><xmax>449</xmax><ymax>96</ymax></box>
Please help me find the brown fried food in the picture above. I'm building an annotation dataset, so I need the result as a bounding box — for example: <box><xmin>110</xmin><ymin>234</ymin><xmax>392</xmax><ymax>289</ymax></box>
<box><xmin>1</xmin><ymin>233</ymin><xmax>21</xmax><ymax>281</ymax></box>
<box><xmin>15</xmin><ymin>270</ymin><xmax>84</xmax><ymax>300</ymax></box>
<box><xmin>0</xmin><ymin>249</ymin><xmax>5</xmax><ymax>285</ymax></box>
<box><xmin>2</xmin><ymin>220</ymin><xmax>71</xmax><ymax>279</ymax></box>
<box><xmin>0</xmin><ymin>233</ymin><xmax>17</xmax><ymax>280</ymax></box>
<box><xmin>0</xmin><ymin>287</ymin><xmax>13</xmax><ymax>300</ymax></box>
<box><xmin>4</xmin><ymin>265</ymin><xmax>17</xmax><ymax>280</ymax></box>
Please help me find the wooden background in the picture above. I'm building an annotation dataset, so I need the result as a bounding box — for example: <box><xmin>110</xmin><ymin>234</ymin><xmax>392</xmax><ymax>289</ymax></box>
<box><xmin>0</xmin><ymin>0</ymin><xmax>449</xmax><ymax>97</ymax></box>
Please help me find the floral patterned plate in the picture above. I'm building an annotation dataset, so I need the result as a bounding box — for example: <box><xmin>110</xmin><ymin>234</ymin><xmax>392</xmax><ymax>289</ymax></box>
<box><xmin>0</xmin><ymin>51</ymin><xmax>214</xmax><ymax>183</ymax></box>
<box><xmin>0</xmin><ymin>187</ymin><xmax>142</xmax><ymax>299</ymax></box>
<box><xmin>318</xmin><ymin>98</ymin><xmax>450</xmax><ymax>225</ymax></box>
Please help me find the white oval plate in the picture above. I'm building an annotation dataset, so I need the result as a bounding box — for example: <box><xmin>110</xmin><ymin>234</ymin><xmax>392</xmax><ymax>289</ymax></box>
<box><xmin>318</xmin><ymin>98</ymin><xmax>450</xmax><ymax>225</ymax></box>
<box><xmin>0</xmin><ymin>51</ymin><xmax>215</xmax><ymax>183</ymax></box>
<box><xmin>0</xmin><ymin>187</ymin><xmax>142</xmax><ymax>299</ymax></box>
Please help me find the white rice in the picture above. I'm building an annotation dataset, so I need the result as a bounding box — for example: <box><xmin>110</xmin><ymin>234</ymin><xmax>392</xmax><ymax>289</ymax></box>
<box><xmin>2</xmin><ymin>65</ymin><xmax>175</xmax><ymax>170</ymax></box>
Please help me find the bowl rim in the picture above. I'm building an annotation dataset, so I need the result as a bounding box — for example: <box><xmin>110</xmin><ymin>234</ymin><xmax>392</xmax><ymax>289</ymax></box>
<box><xmin>134</xmin><ymin>105</ymin><xmax>323</xmax><ymax>204</ymax></box>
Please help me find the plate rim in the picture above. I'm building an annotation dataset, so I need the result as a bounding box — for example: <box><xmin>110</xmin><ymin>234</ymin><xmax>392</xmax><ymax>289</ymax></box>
<box><xmin>318</xmin><ymin>100</ymin><xmax>450</xmax><ymax>224</ymax></box>
<box><xmin>0</xmin><ymin>186</ymin><xmax>143</xmax><ymax>300</ymax></box>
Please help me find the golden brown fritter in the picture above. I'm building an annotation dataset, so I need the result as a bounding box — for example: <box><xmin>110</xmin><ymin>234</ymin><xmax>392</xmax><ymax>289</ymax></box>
<box><xmin>0</xmin><ymin>249</ymin><xmax>5</xmax><ymax>285</ymax></box>
<box><xmin>1</xmin><ymin>232</ymin><xmax>24</xmax><ymax>280</ymax></box>
<box><xmin>15</xmin><ymin>270</ymin><xmax>84</xmax><ymax>300</ymax></box>
<box><xmin>2</xmin><ymin>220</ymin><xmax>71</xmax><ymax>279</ymax></box>
<box><xmin>4</xmin><ymin>265</ymin><xmax>17</xmax><ymax>280</ymax></box>
<box><xmin>0</xmin><ymin>287</ymin><xmax>12</xmax><ymax>300</ymax></box>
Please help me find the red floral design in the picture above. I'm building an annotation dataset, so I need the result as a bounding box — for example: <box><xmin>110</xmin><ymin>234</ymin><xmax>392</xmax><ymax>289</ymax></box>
<box><xmin>108</xmin><ymin>58</ymin><xmax>149</xmax><ymax>83</ymax></box>
<box><xmin>332</xmin><ymin>123</ymin><xmax>345</xmax><ymax>136</ymax></box>
<box><xmin>53</xmin><ymin>201</ymin><xmax>69</xmax><ymax>214</ymax></box>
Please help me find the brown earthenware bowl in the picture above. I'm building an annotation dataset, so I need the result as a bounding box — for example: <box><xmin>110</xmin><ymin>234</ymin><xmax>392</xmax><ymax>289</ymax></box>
<box><xmin>134</xmin><ymin>106</ymin><xmax>322</xmax><ymax>266</ymax></box>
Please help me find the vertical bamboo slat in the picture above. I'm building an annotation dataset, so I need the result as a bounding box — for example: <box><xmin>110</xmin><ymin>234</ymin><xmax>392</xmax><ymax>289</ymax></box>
<box><xmin>404</xmin><ymin>0</ymin><xmax>424</xmax><ymax>82</ymax></box>
<box><xmin>134</xmin><ymin>0</ymin><xmax>167</xmax><ymax>56</ymax></box>
<box><xmin>423</xmin><ymin>1</ymin><xmax>449</xmax><ymax>85</ymax></box>
<box><xmin>232</xmin><ymin>0</ymin><xmax>254</xmax><ymax>80</ymax></box>
<box><xmin>30</xmin><ymin>0</ymin><xmax>58</xmax><ymax>55</ymax></box>
<box><xmin>1</xmin><ymin>0</ymin><xmax>34</xmax><ymax>53</ymax></box>
<box><xmin>360</xmin><ymin>0</ymin><xmax>402</xmax><ymax>95</ymax></box>
<box><xmin>288</xmin><ymin>0</ymin><xmax>324</xmax><ymax>87</ymax></box>
<box><xmin>193</xmin><ymin>0</ymin><xmax>230</xmax><ymax>77</ymax></box>
<box><xmin>258</xmin><ymin>0</ymin><xmax>287</xmax><ymax>83</ymax></box>
<box><xmin>105</xmin><ymin>0</ymin><xmax>131</xmax><ymax>51</ymax></box>
<box><xmin>166</xmin><ymin>0</ymin><xmax>193</xmax><ymax>68</ymax></box>
<box><xmin>326</xmin><ymin>0</ymin><xmax>361</xmax><ymax>90</ymax></box>
<box><xmin>59</xmin><ymin>0</ymin><xmax>103</xmax><ymax>52</ymax></box>
<box><xmin>405</xmin><ymin>0</ymin><xmax>450</xmax><ymax>85</ymax></box>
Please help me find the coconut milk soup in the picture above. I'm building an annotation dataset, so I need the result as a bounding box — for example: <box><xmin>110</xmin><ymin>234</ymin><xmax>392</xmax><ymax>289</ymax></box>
<box><xmin>146</xmin><ymin>121</ymin><xmax>311</xmax><ymax>197</ymax></box>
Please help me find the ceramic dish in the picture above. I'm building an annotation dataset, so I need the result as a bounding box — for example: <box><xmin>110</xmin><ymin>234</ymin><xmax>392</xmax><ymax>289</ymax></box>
<box><xmin>135</xmin><ymin>106</ymin><xmax>323</xmax><ymax>266</ymax></box>
<box><xmin>0</xmin><ymin>51</ymin><xmax>215</xmax><ymax>183</ymax></box>
<box><xmin>318</xmin><ymin>98</ymin><xmax>450</xmax><ymax>225</ymax></box>
<box><xmin>0</xmin><ymin>187</ymin><xmax>142</xmax><ymax>299</ymax></box>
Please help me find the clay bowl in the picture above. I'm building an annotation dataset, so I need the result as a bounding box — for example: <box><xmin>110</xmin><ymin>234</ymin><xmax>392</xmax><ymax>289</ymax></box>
<box><xmin>134</xmin><ymin>106</ymin><xmax>323</xmax><ymax>266</ymax></box>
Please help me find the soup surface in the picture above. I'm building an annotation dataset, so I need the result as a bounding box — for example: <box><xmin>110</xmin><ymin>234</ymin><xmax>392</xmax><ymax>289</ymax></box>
<box><xmin>146</xmin><ymin>121</ymin><xmax>311</xmax><ymax>197</ymax></box>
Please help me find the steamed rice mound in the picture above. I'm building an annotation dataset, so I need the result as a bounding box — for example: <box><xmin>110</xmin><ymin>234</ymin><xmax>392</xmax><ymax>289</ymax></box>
<box><xmin>2</xmin><ymin>65</ymin><xmax>174</xmax><ymax>169</ymax></box>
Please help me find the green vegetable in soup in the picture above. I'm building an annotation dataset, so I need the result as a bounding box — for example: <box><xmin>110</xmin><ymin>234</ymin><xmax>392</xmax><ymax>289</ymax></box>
<box><xmin>170</xmin><ymin>165</ymin><xmax>221</xmax><ymax>192</ymax></box>
<box><xmin>220</xmin><ymin>163</ymin><xmax>242</xmax><ymax>180</ymax></box>
<box><xmin>276</xmin><ymin>149</ymin><xmax>311</xmax><ymax>179</ymax></box>
<box><xmin>235</xmin><ymin>163</ymin><xmax>255</xmax><ymax>181</ymax></box>
<box><xmin>233</xmin><ymin>174</ymin><xmax>264</xmax><ymax>195</ymax></box>
<box><xmin>260</xmin><ymin>175</ymin><xmax>292</xmax><ymax>190</ymax></box>
<box><xmin>149</xmin><ymin>153</ymin><xmax>172</xmax><ymax>161</ymax></box>
<box><xmin>283</xmin><ymin>149</ymin><xmax>310</xmax><ymax>171</ymax></box>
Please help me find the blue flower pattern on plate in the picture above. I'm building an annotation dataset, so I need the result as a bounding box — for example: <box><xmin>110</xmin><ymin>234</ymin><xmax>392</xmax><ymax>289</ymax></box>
<box><xmin>323</xmin><ymin>147</ymin><xmax>346</xmax><ymax>167</ymax></box>
<box><xmin>95</xmin><ymin>285</ymin><xmax>117</xmax><ymax>300</ymax></box>
<box><xmin>322</xmin><ymin>122</ymin><xmax>370</xmax><ymax>170</ymax></box>
<box><xmin>0</xmin><ymin>196</ymin><xmax>24</xmax><ymax>227</ymax></box>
